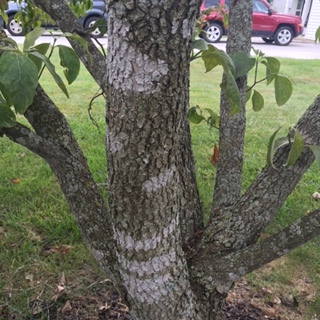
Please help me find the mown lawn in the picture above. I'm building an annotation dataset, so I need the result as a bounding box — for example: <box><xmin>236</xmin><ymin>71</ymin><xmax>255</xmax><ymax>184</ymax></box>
<box><xmin>0</xmin><ymin>47</ymin><xmax>320</xmax><ymax>319</ymax></box>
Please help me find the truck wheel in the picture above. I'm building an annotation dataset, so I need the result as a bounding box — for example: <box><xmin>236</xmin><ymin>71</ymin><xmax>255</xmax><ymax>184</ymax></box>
<box><xmin>274</xmin><ymin>26</ymin><xmax>293</xmax><ymax>46</ymax></box>
<box><xmin>201</xmin><ymin>22</ymin><xmax>223</xmax><ymax>43</ymax></box>
<box><xmin>6</xmin><ymin>15</ymin><xmax>24</xmax><ymax>36</ymax></box>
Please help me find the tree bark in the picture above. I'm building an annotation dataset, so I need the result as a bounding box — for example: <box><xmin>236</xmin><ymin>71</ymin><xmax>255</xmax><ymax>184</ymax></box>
<box><xmin>32</xmin><ymin>0</ymin><xmax>107</xmax><ymax>89</ymax></box>
<box><xmin>1</xmin><ymin>85</ymin><xmax>129</xmax><ymax>299</ymax></box>
<box><xmin>3</xmin><ymin>1</ymin><xmax>320</xmax><ymax>319</ymax></box>
<box><xmin>211</xmin><ymin>0</ymin><xmax>252</xmax><ymax>208</ymax></box>
<box><xmin>104</xmin><ymin>1</ymin><xmax>202</xmax><ymax>318</ymax></box>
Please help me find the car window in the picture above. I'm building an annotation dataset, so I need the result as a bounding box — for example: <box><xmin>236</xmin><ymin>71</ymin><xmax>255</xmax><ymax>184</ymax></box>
<box><xmin>252</xmin><ymin>0</ymin><xmax>269</xmax><ymax>13</ymax></box>
<box><xmin>203</xmin><ymin>0</ymin><xmax>220</xmax><ymax>9</ymax></box>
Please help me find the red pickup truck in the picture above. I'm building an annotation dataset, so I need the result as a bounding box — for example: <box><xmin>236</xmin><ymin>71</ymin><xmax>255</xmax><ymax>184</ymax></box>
<box><xmin>200</xmin><ymin>0</ymin><xmax>304</xmax><ymax>46</ymax></box>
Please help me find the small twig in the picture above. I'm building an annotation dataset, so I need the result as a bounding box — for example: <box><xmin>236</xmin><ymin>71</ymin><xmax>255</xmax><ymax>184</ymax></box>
<box><xmin>38</xmin><ymin>33</ymin><xmax>58</xmax><ymax>79</ymax></box>
<box><xmin>36</xmin><ymin>280</ymin><xmax>48</xmax><ymax>300</ymax></box>
<box><xmin>87</xmin><ymin>89</ymin><xmax>105</xmax><ymax>133</ymax></box>
<box><xmin>92</xmin><ymin>37</ymin><xmax>107</xmax><ymax>58</ymax></box>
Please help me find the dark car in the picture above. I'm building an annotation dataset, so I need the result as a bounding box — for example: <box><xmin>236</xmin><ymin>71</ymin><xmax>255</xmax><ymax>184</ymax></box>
<box><xmin>1</xmin><ymin>0</ymin><xmax>108</xmax><ymax>37</ymax></box>
<box><xmin>200</xmin><ymin>0</ymin><xmax>303</xmax><ymax>46</ymax></box>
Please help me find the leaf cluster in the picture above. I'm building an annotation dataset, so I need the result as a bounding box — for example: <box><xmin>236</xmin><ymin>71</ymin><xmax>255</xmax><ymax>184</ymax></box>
<box><xmin>0</xmin><ymin>27</ymin><xmax>87</xmax><ymax>128</ymax></box>
<box><xmin>188</xmin><ymin>42</ymin><xmax>302</xmax><ymax>167</ymax></box>
<box><xmin>189</xmin><ymin>41</ymin><xmax>292</xmax><ymax>123</ymax></box>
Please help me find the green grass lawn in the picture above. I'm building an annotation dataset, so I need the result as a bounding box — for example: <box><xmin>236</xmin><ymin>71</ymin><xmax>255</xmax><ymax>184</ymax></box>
<box><xmin>0</xmin><ymin>50</ymin><xmax>320</xmax><ymax>318</ymax></box>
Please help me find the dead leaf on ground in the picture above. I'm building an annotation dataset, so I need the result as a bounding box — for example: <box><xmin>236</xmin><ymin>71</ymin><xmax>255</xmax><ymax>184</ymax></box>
<box><xmin>61</xmin><ymin>300</ymin><xmax>72</xmax><ymax>313</ymax></box>
<box><xmin>312</xmin><ymin>192</ymin><xmax>320</xmax><ymax>200</ymax></box>
<box><xmin>41</xmin><ymin>245</ymin><xmax>71</xmax><ymax>257</ymax></box>
<box><xmin>60</xmin><ymin>272</ymin><xmax>66</xmax><ymax>286</ymax></box>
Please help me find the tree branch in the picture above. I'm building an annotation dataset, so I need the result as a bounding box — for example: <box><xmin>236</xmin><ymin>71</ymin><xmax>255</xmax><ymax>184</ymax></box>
<box><xmin>1</xmin><ymin>84</ymin><xmax>129</xmax><ymax>302</ymax></box>
<box><xmin>196</xmin><ymin>95</ymin><xmax>320</xmax><ymax>255</ymax></box>
<box><xmin>31</xmin><ymin>0</ymin><xmax>107</xmax><ymax>89</ymax></box>
<box><xmin>228</xmin><ymin>94</ymin><xmax>320</xmax><ymax>248</ymax></box>
<box><xmin>211</xmin><ymin>0</ymin><xmax>252</xmax><ymax>209</ymax></box>
<box><xmin>190</xmin><ymin>208</ymin><xmax>320</xmax><ymax>294</ymax></box>
<box><xmin>1</xmin><ymin>122</ymin><xmax>62</xmax><ymax>158</ymax></box>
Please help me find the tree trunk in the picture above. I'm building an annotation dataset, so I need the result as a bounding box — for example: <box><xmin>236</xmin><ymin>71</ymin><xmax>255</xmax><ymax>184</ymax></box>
<box><xmin>105</xmin><ymin>1</ymin><xmax>202</xmax><ymax>318</ymax></box>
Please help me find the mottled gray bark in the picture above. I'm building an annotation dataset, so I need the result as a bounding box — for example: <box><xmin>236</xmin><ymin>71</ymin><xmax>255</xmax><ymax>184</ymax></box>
<box><xmin>197</xmin><ymin>95</ymin><xmax>320</xmax><ymax>256</ymax></box>
<box><xmin>193</xmin><ymin>208</ymin><xmax>320</xmax><ymax>286</ymax></box>
<box><xmin>211</xmin><ymin>0</ymin><xmax>252</xmax><ymax>208</ymax></box>
<box><xmin>1</xmin><ymin>85</ymin><xmax>128</xmax><ymax>300</ymax></box>
<box><xmin>105</xmin><ymin>1</ymin><xmax>202</xmax><ymax>318</ymax></box>
<box><xmin>2</xmin><ymin>1</ymin><xmax>320</xmax><ymax>319</ymax></box>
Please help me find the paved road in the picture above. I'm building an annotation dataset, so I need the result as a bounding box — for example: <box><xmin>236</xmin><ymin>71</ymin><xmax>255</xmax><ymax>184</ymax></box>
<box><xmin>6</xmin><ymin>32</ymin><xmax>320</xmax><ymax>60</ymax></box>
<box><xmin>215</xmin><ymin>36</ymin><xmax>320</xmax><ymax>59</ymax></box>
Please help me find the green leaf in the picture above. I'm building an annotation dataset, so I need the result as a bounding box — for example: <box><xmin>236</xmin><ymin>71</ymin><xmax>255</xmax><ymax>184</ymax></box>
<box><xmin>232</xmin><ymin>51</ymin><xmax>256</xmax><ymax>79</ymax></box>
<box><xmin>0</xmin><ymin>93</ymin><xmax>6</xmax><ymax>104</ymax></box>
<box><xmin>0</xmin><ymin>52</ymin><xmax>38</xmax><ymax>114</ymax></box>
<box><xmin>26</xmin><ymin>43</ymin><xmax>50</xmax><ymax>72</ymax></box>
<box><xmin>261</xmin><ymin>57</ymin><xmax>280</xmax><ymax>85</ymax></box>
<box><xmin>63</xmin><ymin>33</ymin><xmax>92</xmax><ymax>64</ymax></box>
<box><xmin>274</xmin><ymin>74</ymin><xmax>293</xmax><ymax>106</ymax></box>
<box><xmin>191</xmin><ymin>38</ymin><xmax>208</xmax><ymax>51</ymax></box>
<box><xmin>267</xmin><ymin>127</ymin><xmax>281</xmax><ymax>168</ymax></box>
<box><xmin>204</xmin><ymin>108</ymin><xmax>219</xmax><ymax>128</ymax></box>
<box><xmin>0</xmin><ymin>37</ymin><xmax>19</xmax><ymax>50</ymax></box>
<box><xmin>91</xmin><ymin>17</ymin><xmax>107</xmax><ymax>35</ymax></box>
<box><xmin>225</xmin><ymin>70</ymin><xmax>241</xmax><ymax>116</ymax></box>
<box><xmin>187</xmin><ymin>106</ymin><xmax>205</xmax><ymax>124</ymax></box>
<box><xmin>264</xmin><ymin>57</ymin><xmax>280</xmax><ymax>74</ymax></box>
<box><xmin>286</xmin><ymin>130</ymin><xmax>304</xmax><ymax>167</ymax></box>
<box><xmin>0</xmin><ymin>3</ymin><xmax>8</xmax><ymax>25</ymax></box>
<box><xmin>27</xmin><ymin>51</ymin><xmax>69</xmax><ymax>98</ymax></box>
<box><xmin>0</xmin><ymin>82</ymin><xmax>12</xmax><ymax>106</ymax></box>
<box><xmin>315</xmin><ymin>26</ymin><xmax>320</xmax><ymax>44</ymax></box>
<box><xmin>251</xmin><ymin>47</ymin><xmax>264</xmax><ymax>57</ymax></box>
<box><xmin>0</xmin><ymin>104</ymin><xmax>16</xmax><ymax>128</ymax></box>
<box><xmin>274</xmin><ymin>136</ymin><xmax>289</xmax><ymax>150</ymax></box>
<box><xmin>58</xmin><ymin>45</ymin><xmax>80</xmax><ymax>84</ymax></box>
<box><xmin>252</xmin><ymin>90</ymin><xmax>264</xmax><ymax>111</ymax></box>
<box><xmin>23</xmin><ymin>27</ymin><xmax>46</xmax><ymax>52</ymax></box>
<box><xmin>201</xmin><ymin>45</ymin><xmax>235</xmax><ymax>75</ymax></box>
<box><xmin>201</xmin><ymin>45</ymin><xmax>220</xmax><ymax>72</ymax></box>
<box><xmin>308</xmin><ymin>145</ymin><xmax>320</xmax><ymax>166</ymax></box>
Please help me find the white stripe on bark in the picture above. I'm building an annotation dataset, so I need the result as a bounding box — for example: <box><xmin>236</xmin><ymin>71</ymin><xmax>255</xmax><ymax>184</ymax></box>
<box><xmin>142</xmin><ymin>166</ymin><xmax>176</xmax><ymax>192</ymax></box>
<box><xmin>107</xmin><ymin>16</ymin><xmax>169</xmax><ymax>94</ymax></box>
<box><xmin>120</xmin><ymin>271</ymin><xmax>176</xmax><ymax>304</ymax></box>
<box><xmin>113</xmin><ymin>213</ymin><xmax>179</xmax><ymax>251</ymax></box>
<box><xmin>107</xmin><ymin>131</ymin><xmax>125</xmax><ymax>154</ymax></box>
<box><xmin>117</xmin><ymin>248</ymin><xmax>177</xmax><ymax>276</ymax></box>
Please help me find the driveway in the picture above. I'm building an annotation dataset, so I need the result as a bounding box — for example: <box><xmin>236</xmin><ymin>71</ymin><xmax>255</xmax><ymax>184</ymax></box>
<box><xmin>5</xmin><ymin>32</ymin><xmax>320</xmax><ymax>60</ymax></box>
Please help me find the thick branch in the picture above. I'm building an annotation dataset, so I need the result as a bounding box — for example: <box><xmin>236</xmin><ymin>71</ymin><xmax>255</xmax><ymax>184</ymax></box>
<box><xmin>197</xmin><ymin>95</ymin><xmax>320</xmax><ymax>255</ymax></box>
<box><xmin>1</xmin><ymin>122</ymin><xmax>62</xmax><ymax>158</ymax></box>
<box><xmin>191</xmin><ymin>208</ymin><xmax>320</xmax><ymax>294</ymax></box>
<box><xmin>1</xmin><ymin>85</ymin><xmax>128</xmax><ymax>302</ymax></box>
<box><xmin>32</xmin><ymin>0</ymin><xmax>107</xmax><ymax>89</ymax></box>
<box><xmin>211</xmin><ymin>0</ymin><xmax>252</xmax><ymax>208</ymax></box>
<box><xmin>227</xmin><ymin>95</ymin><xmax>320</xmax><ymax>249</ymax></box>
